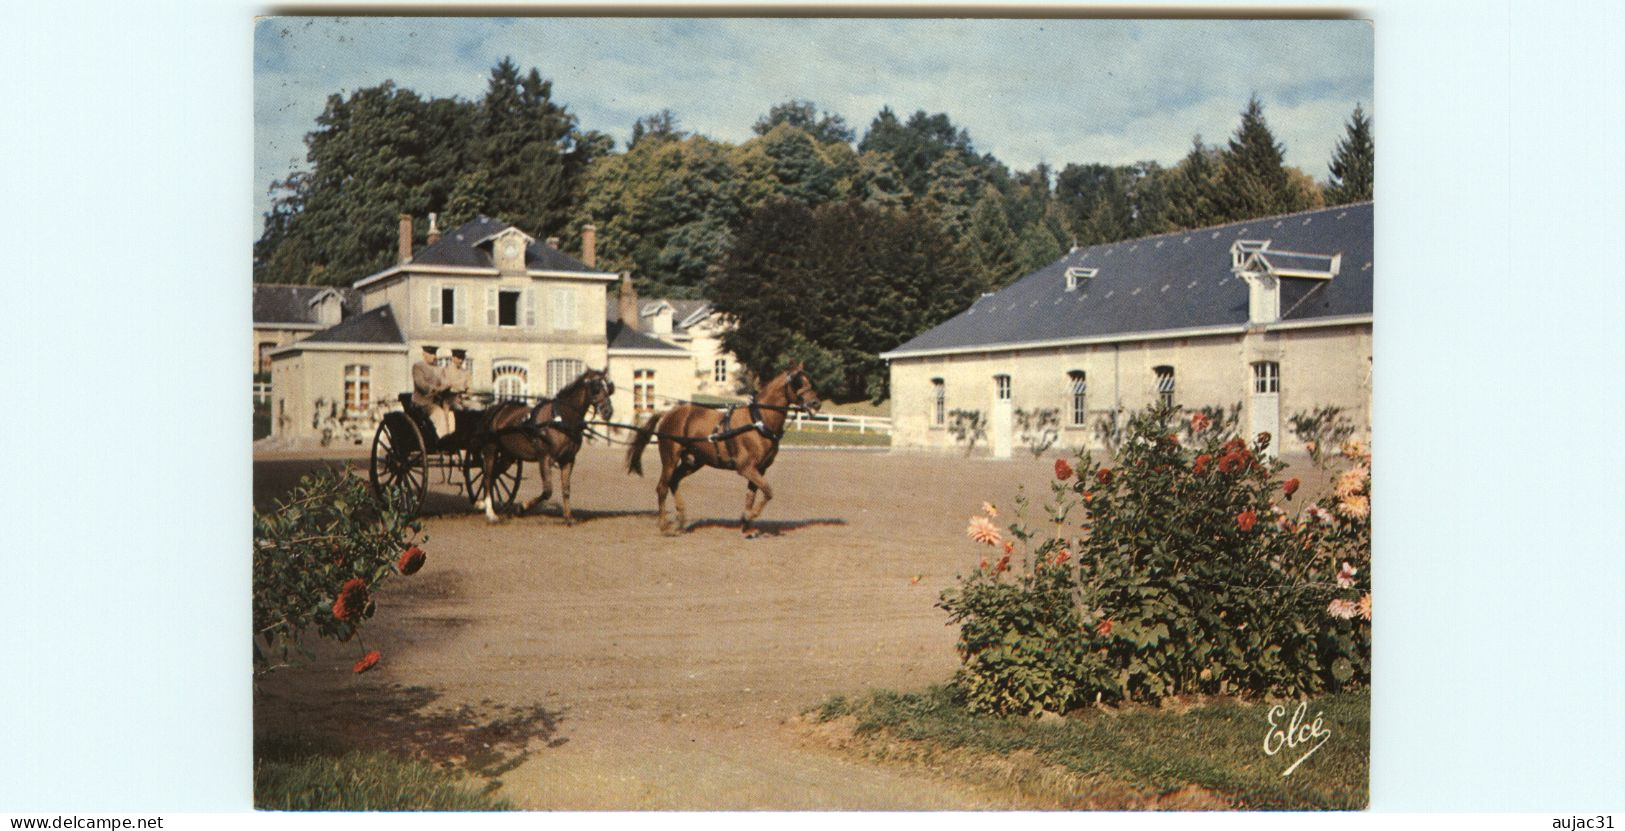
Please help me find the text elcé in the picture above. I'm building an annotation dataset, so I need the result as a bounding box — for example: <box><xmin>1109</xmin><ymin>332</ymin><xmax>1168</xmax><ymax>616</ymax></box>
<box><xmin>1263</xmin><ymin>701</ymin><xmax>1332</xmax><ymax>777</ymax></box>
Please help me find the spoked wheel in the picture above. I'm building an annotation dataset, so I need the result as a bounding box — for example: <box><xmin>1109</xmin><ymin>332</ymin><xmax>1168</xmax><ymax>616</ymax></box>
<box><xmin>463</xmin><ymin>451</ymin><xmax>523</xmax><ymax>515</ymax></box>
<box><xmin>370</xmin><ymin>413</ymin><xmax>429</xmax><ymax>517</ymax></box>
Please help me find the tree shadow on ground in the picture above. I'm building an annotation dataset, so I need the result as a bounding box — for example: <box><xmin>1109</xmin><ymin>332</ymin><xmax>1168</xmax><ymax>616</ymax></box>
<box><xmin>256</xmin><ymin>682</ymin><xmax>568</xmax><ymax>778</ymax></box>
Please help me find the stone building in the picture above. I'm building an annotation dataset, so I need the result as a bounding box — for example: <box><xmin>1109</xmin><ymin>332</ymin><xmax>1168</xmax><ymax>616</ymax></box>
<box><xmin>265</xmin><ymin>215</ymin><xmax>696</xmax><ymax>442</ymax></box>
<box><xmin>881</xmin><ymin>202</ymin><xmax>1373</xmax><ymax>457</ymax></box>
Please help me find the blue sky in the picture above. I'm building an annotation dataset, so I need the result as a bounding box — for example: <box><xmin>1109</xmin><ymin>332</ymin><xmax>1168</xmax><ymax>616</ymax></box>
<box><xmin>254</xmin><ymin>17</ymin><xmax>1372</xmax><ymax>227</ymax></box>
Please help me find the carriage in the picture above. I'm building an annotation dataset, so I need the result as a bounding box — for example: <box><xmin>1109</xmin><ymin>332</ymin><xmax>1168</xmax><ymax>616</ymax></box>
<box><xmin>367</xmin><ymin>393</ymin><xmax>523</xmax><ymax>517</ymax></box>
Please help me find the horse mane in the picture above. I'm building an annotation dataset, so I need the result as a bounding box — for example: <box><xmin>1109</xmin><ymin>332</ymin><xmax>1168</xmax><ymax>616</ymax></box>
<box><xmin>555</xmin><ymin>369</ymin><xmax>603</xmax><ymax>400</ymax></box>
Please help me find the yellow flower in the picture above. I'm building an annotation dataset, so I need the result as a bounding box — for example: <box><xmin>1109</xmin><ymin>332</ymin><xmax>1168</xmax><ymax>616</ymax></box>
<box><xmin>1337</xmin><ymin>493</ymin><xmax>1370</xmax><ymax>519</ymax></box>
<box><xmin>1335</xmin><ymin>465</ymin><xmax>1370</xmax><ymax>498</ymax></box>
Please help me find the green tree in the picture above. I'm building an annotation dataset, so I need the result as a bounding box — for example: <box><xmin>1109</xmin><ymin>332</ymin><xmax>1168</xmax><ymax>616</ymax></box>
<box><xmin>254</xmin><ymin>81</ymin><xmax>475</xmax><ymax>285</ymax></box>
<box><xmin>710</xmin><ymin>199</ymin><xmax>978</xmax><ymax>402</ymax></box>
<box><xmin>752</xmin><ymin>99</ymin><xmax>855</xmax><ymax>145</ymax></box>
<box><xmin>734</xmin><ymin>123</ymin><xmax>838</xmax><ymax>208</ymax></box>
<box><xmin>921</xmin><ymin>149</ymin><xmax>985</xmax><ymax>239</ymax></box>
<box><xmin>967</xmin><ymin>188</ymin><xmax>1019</xmax><ymax>290</ymax></box>
<box><xmin>858</xmin><ymin>107</ymin><xmax>981</xmax><ymax>198</ymax></box>
<box><xmin>581</xmin><ymin>134</ymin><xmax>745</xmax><ymax>298</ymax></box>
<box><xmin>1163</xmin><ymin>136</ymin><xmax>1225</xmax><ymax>229</ymax></box>
<box><xmin>1325</xmin><ymin>103</ymin><xmax>1374</xmax><ymax>205</ymax></box>
<box><xmin>1217</xmin><ymin>96</ymin><xmax>1312</xmax><ymax>220</ymax></box>
<box><xmin>629</xmin><ymin>108</ymin><xmax>686</xmax><ymax>149</ymax></box>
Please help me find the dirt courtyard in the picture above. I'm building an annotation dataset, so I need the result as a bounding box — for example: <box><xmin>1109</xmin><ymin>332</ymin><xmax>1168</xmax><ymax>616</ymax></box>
<box><xmin>254</xmin><ymin>442</ymin><xmax>1317</xmax><ymax>809</ymax></box>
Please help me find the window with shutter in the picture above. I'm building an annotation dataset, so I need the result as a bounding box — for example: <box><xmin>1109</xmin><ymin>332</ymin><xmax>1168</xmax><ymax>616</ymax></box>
<box><xmin>1067</xmin><ymin>371</ymin><xmax>1087</xmax><ymax>426</ymax></box>
<box><xmin>486</xmin><ymin>289</ymin><xmax>498</xmax><ymax>326</ymax></box>
<box><xmin>429</xmin><ymin>284</ymin><xmax>441</xmax><ymax>324</ymax></box>
<box><xmin>525</xmin><ymin>289</ymin><xmax>537</xmax><ymax>328</ymax></box>
<box><xmin>1154</xmin><ymin>366</ymin><xmax>1175</xmax><ymax>407</ymax></box>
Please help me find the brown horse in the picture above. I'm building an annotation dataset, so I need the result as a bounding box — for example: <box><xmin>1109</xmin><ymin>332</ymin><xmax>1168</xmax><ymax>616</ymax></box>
<box><xmin>625</xmin><ymin>364</ymin><xmax>822</xmax><ymax>536</ymax></box>
<box><xmin>473</xmin><ymin>368</ymin><xmax>614</xmax><ymax>525</ymax></box>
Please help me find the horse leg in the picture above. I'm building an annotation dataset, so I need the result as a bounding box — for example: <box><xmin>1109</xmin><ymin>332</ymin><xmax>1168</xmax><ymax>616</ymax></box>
<box><xmin>481</xmin><ymin>448</ymin><xmax>502</xmax><ymax>524</ymax></box>
<box><xmin>737</xmin><ymin>466</ymin><xmax>774</xmax><ymax>537</ymax></box>
<box><xmin>655</xmin><ymin>439</ymin><xmax>683</xmax><ymax>535</ymax></box>
<box><xmin>668</xmin><ymin>462</ymin><xmax>697</xmax><ymax>532</ymax></box>
<box><xmin>558</xmin><ymin>459</ymin><xmax>576</xmax><ymax>526</ymax></box>
<box><xmin>526</xmin><ymin>456</ymin><xmax>554</xmax><ymax>514</ymax></box>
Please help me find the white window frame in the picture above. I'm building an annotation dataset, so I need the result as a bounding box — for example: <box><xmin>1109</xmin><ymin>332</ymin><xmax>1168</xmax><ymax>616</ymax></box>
<box><xmin>714</xmin><ymin>358</ymin><xmax>727</xmax><ymax>384</ymax></box>
<box><xmin>994</xmin><ymin>374</ymin><xmax>1012</xmax><ymax>401</ymax></box>
<box><xmin>931</xmin><ymin>378</ymin><xmax>945</xmax><ymax>427</ymax></box>
<box><xmin>492</xmin><ymin>360</ymin><xmax>529</xmax><ymax>402</ymax></box>
<box><xmin>1252</xmin><ymin>361</ymin><xmax>1280</xmax><ymax>394</ymax></box>
<box><xmin>546</xmin><ymin>358</ymin><xmax>586</xmax><ymax>396</ymax></box>
<box><xmin>343</xmin><ymin>364</ymin><xmax>371</xmax><ymax>414</ymax></box>
<box><xmin>633</xmin><ymin>368</ymin><xmax>656</xmax><ymax>414</ymax></box>
<box><xmin>1067</xmin><ymin>371</ymin><xmax>1087</xmax><ymax>427</ymax></box>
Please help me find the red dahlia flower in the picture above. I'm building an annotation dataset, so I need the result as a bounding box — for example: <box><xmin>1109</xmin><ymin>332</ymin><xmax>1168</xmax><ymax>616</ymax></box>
<box><xmin>1236</xmin><ymin>509</ymin><xmax>1258</xmax><ymax>532</ymax></box>
<box><xmin>1096</xmin><ymin>468</ymin><xmax>1112</xmax><ymax>484</ymax></box>
<box><xmin>1096</xmin><ymin>619</ymin><xmax>1115</xmax><ymax>637</ymax></box>
<box><xmin>1194</xmin><ymin>454</ymin><xmax>1212</xmax><ymax>474</ymax></box>
<box><xmin>332</xmin><ymin>578</ymin><xmax>369</xmax><ymax>623</ymax></box>
<box><xmin>1191</xmin><ymin>412</ymin><xmax>1212</xmax><ymax>433</ymax></box>
<box><xmin>396</xmin><ymin>546</ymin><xmax>426</xmax><ymax>575</ymax></box>
<box><xmin>1283</xmin><ymin>478</ymin><xmax>1301</xmax><ymax>498</ymax></box>
<box><xmin>1054</xmin><ymin>458</ymin><xmax>1074</xmax><ymax>480</ymax></box>
<box><xmin>352</xmin><ymin>650</ymin><xmax>381</xmax><ymax>674</ymax></box>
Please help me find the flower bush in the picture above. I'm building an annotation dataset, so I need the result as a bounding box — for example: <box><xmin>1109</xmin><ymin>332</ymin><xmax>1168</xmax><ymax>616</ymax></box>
<box><xmin>939</xmin><ymin>402</ymin><xmax>1371</xmax><ymax>715</ymax></box>
<box><xmin>253</xmin><ymin>468</ymin><xmax>427</xmax><ymax>678</ymax></box>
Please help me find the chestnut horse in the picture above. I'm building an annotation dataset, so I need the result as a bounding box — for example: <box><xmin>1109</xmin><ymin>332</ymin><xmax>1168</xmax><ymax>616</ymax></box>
<box><xmin>624</xmin><ymin>364</ymin><xmax>822</xmax><ymax>536</ymax></box>
<box><xmin>474</xmin><ymin>368</ymin><xmax>613</xmax><ymax>524</ymax></box>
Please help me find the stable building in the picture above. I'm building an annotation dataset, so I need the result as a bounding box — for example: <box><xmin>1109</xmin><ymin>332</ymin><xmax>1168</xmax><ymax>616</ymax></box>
<box><xmin>880</xmin><ymin>202</ymin><xmax>1373</xmax><ymax>458</ymax></box>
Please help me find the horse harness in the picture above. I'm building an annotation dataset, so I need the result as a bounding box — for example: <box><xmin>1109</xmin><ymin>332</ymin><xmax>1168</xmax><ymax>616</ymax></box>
<box><xmin>702</xmin><ymin>399</ymin><xmax>786</xmax><ymax>468</ymax></box>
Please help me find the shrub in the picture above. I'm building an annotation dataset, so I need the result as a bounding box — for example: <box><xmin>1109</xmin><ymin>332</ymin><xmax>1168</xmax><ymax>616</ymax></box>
<box><xmin>253</xmin><ymin>468</ymin><xmax>427</xmax><ymax>677</ymax></box>
<box><xmin>940</xmin><ymin>402</ymin><xmax>1371</xmax><ymax>715</ymax></box>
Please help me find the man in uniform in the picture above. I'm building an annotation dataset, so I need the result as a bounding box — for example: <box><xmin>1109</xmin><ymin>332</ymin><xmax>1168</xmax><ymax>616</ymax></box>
<box><xmin>442</xmin><ymin>348</ymin><xmax>473</xmax><ymax>438</ymax></box>
<box><xmin>411</xmin><ymin>344</ymin><xmax>455</xmax><ymax>442</ymax></box>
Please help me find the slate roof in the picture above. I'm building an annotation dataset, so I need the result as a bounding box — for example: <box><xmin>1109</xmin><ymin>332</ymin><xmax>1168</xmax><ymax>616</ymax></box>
<box><xmin>296</xmin><ymin>305</ymin><xmax>406</xmax><ymax>346</ymax></box>
<box><xmin>607</xmin><ymin>320</ymin><xmax>688</xmax><ymax>352</ymax></box>
<box><xmin>409</xmin><ymin>216</ymin><xmax>601</xmax><ymax>272</ymax></box>
<box><xmin>604</xmin><ymin>296</ymin><xmax>713</xmax><ymax>331</ymax></box>
<box><xmin>252</xmin><ymin>284</ymin><xmax>361</xmax><ymax>325</ymax></box>
<box><xmin>884</xmin><ymin>202</ymin><xmax>1373</xmax><ymax>357</ymax></box>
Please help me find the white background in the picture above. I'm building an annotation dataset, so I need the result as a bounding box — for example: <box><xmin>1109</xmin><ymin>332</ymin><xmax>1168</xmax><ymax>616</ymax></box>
<box><xmin>1</xmin><ymin>0</ymin><xmax>1620</xmax><ymax>817</ymax></box>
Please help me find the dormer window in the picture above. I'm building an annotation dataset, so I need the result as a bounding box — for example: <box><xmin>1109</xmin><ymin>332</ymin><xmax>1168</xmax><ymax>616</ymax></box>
<box><xmin>1231</xmin><ymin>239</ymin><xmax>1340</xmax><ymax>325</ymax></box>
<box><xmin>1065</xmin><ymin>266</ymin><xmax>1098</xmax><ymax>292</ymax></box>
<box><xmin>479</xmin><ymin>227</ymin><xmax>535</xmax><ymax>274</ymax></box>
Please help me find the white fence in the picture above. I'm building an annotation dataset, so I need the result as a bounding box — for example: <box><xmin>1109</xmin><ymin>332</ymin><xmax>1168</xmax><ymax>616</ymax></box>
<box><xmin>253</xmin><ymin>382</ymin><xmax>271</xmax><ymax>405</ymax></box>
<box><xmin>787</xmin><ymin>411</ymin><xmax>893</xmax><ymax>435</ymax></box>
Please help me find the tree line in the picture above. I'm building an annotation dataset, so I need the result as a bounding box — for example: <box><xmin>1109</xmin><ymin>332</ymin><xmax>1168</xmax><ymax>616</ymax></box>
<box><xmin>255</xmin><ymin>58</ymin><xmax>1374</xmax><ymax>401</ymax></box>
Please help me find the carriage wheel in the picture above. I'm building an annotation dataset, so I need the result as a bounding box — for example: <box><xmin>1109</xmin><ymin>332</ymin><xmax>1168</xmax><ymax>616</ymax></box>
<box><xmin>463</xmin><ymin>452</ymin><xmax>523</xmax><ymax>515</ymax></box>
<box><xmin>370</xmin><ymin>415</ymin><xmax>429</xmax><ymax>517</ymax></box>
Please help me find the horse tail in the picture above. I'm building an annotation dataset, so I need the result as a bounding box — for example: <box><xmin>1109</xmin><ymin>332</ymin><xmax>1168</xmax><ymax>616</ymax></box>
<box><xmin>625</xmin><ymin>412</ymin><xmax>661</xmax><ymax>476</ymax></box>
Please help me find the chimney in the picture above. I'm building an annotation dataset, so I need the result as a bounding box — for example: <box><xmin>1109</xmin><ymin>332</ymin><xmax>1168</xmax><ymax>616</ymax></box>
<box><xmin>426</xmin><ymin>212</ymin><xmax>442</xmax><ymax>246</ymax></box>
<box><xmin>582</xmin><ymin>223</ymin><xmax>597</xmax><ymax>268</ymax></box>
<box><xmin>397</xmin><ymin>213</ymin><xmax>413</xmax><ymax>264</ymax></box>
<box><xmin>546</xmin><ymin>236</ymin><xmax>561</xmax><ymax>249</ymax></box>
<box><xmin>617</xmin><ymin>272</ymin><xmax>640</xmax><ymax>332</ymax></box>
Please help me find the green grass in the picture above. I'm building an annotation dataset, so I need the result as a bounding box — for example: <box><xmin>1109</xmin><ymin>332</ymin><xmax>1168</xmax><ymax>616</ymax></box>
<box><xmin>779</xmin><ymin>428</ymin><xmax>891</xmax><ymax>447</ymax></box>
<box><xmin>255</xmin><ymin>735</ymin><xmax>512</xmax><ymax>811</ymax></box>
<box><xmin>814</xmin><ymin>686</ymin><xmax>1368</xmax><ymax>810</ymax></box>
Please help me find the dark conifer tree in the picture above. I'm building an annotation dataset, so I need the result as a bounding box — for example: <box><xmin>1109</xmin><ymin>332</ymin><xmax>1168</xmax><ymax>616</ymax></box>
<box><xmin>1325</xmin><ymin>103</ymin><xmax>1374</xmax><ymax>205</ymax></box>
